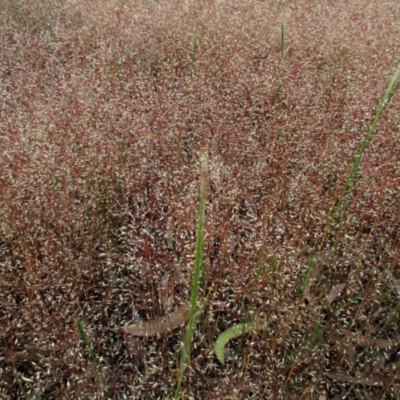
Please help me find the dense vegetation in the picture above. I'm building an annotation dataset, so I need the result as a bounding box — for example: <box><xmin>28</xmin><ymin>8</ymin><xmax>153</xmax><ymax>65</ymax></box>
<box><xmin>1</xmin><ymin>0</ymin><xmax>400</xmax><ymax>398</ymax></box>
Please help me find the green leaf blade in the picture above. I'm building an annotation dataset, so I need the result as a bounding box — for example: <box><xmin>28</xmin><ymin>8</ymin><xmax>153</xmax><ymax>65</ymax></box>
<box><xmin>214</xmin><ymin>321</ymin><xmax>260</xmax><ymax>365</ymax></box>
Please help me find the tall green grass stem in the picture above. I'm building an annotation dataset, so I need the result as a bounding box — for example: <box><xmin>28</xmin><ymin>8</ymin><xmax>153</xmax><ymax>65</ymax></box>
<box><xmin>280</xmin><ymin>21</ymin><xmax>285</xmax><ymax>62</ymax></box>
<box><xmin>174</xmin><ymin>172</ymin><xmax>207</xmax><ymax>399</ymax></box>
<box><xmin>75</xmin><ymin>318</ymin><xmax>109</xmax><ymax>396</ymax></box>
<box><xmin>190</xmin><ymin>28</ymin><xmax>199</xmax><ymax>78</ymax></box>
<box><xmin>322</xmin><ymin>65</ymin><xmax>400</xmax><ymax>250</ymax></box>
<box><xmin>300</xmin><ymin>65</ymin><xmax>400</xmax><ymax>295</ymax></box>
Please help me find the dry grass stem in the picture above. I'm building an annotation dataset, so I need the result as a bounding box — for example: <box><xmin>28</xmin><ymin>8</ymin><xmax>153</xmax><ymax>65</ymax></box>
<box><xmin>122</xmin><ymin>302</ymin><xmax>191</xmax><ymax>337</ymax></box>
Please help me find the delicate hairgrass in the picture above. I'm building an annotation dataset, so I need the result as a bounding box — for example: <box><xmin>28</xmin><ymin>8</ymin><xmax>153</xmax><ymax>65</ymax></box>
<box><xmin>3</xmin><ymin>1</ymin><xmax>400</xmax><ymax>397</ymax></box>
<box><xmin>173</xmin><ymin>153</ymin><xmax>208</xmax><ymax>399</ymax></box>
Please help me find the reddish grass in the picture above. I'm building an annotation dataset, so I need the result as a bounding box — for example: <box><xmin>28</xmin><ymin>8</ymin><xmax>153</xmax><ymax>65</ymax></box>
<box><xmin>1</xmin><ymin>0</ymin><xmax>400</xmax><ymax>398</ymax></box>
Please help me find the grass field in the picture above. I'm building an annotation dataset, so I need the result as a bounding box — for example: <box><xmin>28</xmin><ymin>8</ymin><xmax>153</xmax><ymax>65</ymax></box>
<box><xmin>1</xmin><ymin>0</ymin><xmax>400</xmax><ymax>398</ymax></box>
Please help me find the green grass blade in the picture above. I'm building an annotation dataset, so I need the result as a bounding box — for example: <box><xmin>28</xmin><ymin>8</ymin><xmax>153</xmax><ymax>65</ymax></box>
<box><xmin>214</xmin><ymin>321</ymin><xmax>261</xmax><ymax>365</ymax></box>
<box><xmin>280</xmin><ymin>21</ymin><xmax>285</xmax><ymax>62</ymax></box>
<box><xmin>174</xmin><ymin>163</ymin><xmax>207</xmax><ymax>399</ymax></box>
<box><xmin>75</xmin><ymin>317</ymin><xmax>95</xmax><ymax>360</ymax></box>
<box><xmin>76</xmin><ymin>318</ymin><xmax>109</xmax><ymax>396</ymax></box>
<box><xmin>190</xmin><ymin>27</ymin><xmax>199</xmax><ymax>78</ymax></box>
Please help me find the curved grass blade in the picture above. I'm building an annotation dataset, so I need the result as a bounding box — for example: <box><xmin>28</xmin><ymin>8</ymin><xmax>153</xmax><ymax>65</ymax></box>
<box><xmin>214</xmin><ymin>321</ymin><xmax>263</xmax><ymax>365</ymax></box>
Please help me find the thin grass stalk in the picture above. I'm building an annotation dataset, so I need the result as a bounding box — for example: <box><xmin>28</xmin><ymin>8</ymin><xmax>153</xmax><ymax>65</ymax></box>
<box><xmin>280</xmin><ymin>21</ymin><xmax>285</xmax><ymax>62</ymax></box>
<box><xmin>299</xmin><ymin>65</ymin><xmax>400</xmax><ymax>350</ymax></box>
<box><xmin>190</xmin><ymin>27</ymin><xmax>199</xmax><ymax>79</ymax></box>
<box><xmin>75</xmin><ymin>318</ymin><xmax>109</xmax><ymax>396</ymax></box>
<box><xmin>321</xmin><ymin>65</ymin><xmax>400</xmax><ymax>250</ymax></box>
<box><xmin>300</xmin><ymin>65</ymin><xmax>400</xmax><ymax>295</ymax></box>
<box><xmin>174</xmin><ymin>166</ymin><xmax>207</xmax><ymax>399</ymax></box>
